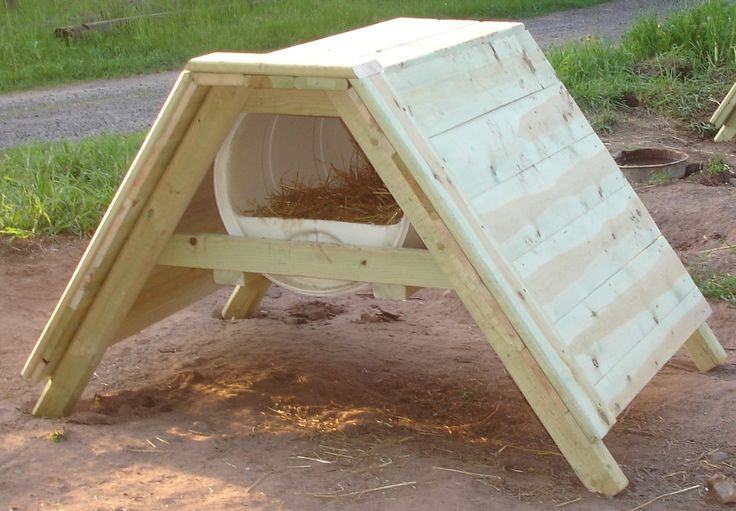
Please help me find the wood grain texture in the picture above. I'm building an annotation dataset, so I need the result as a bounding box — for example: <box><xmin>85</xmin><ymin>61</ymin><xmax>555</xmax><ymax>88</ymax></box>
<box><xmin>685</xmin><ymin>323</ymin><xmax>728</xmax><ymax>372</ymax></box>
<box><xmin>114</xmin><ymin>266</ymin><xmax>220</xmax><ymax>343</ymax></box>
<box><xmin>272</xmin><ymin>18</ymin><xmax>477</xmax><ymax>66</ymax></box>
<box><xmin>344</xmin><ymin>78</ymin><xmax>615</xmax><ymax>439</ymax></box>
<box><xmin>385</xmin><ymin>28</ymin><xmax>559</xmax><ymax>138</ymax></box>
<box><xmin>711</xmin><ymin>82</ymin><xmax>736</xmax><ymax>141</ymax></box>
<box><xmin>472</xmin><ymin>134</ymin><xmax>627</xmax><ymax>261</ymax></box>
<box><xmin>596</xmin><ymin>289</ymin><xmax>711</xmax><ymax>413</ymax></box>
<box><xmin>23</xmin><ymin>72</ymin><xmax>208</xmax><ymax>383</ymax></box>
<box><xmin>710</xmin><ymin>81</ymin><xmax>736</xmax><ymax>126</ymax></box>
<box><xmin>330</xmin><ymin>87</ymin><xmax>627</xmax><ymax>495</ymax></box>
<box><xmin>32</xmin><ymin>85</ymin><xmax>252</xmax><ymax>417</ymax></box>
<box><xmin>243</xmin><ymin>89</ymin><xmax>339</xmax><ymax>117</ymax></box>
<box><xmin>221</xmin><ymin>274</ymin><xmax>272</xmax><ymax>320</ymax></box>
<box><xmin>512</xmin><ymin>186</ymin><xmax>661</xmax><ymax>322</ymax></box>
<box><xmin>158</xmin><ymin>234</ymin><xmax>452</xmax><ymax>290</ymax></box>
<box><xmin>556</xmin><ymin>237</ymin><xmax>703</xmax><ymax>387</ymax></box>
<box><xmin>430</xmin><ymin>84</ymin><xmax>593</xmax><ymax>196</ymax></box>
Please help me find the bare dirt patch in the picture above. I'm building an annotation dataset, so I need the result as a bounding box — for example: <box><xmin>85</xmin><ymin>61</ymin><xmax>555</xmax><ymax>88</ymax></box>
<box><xmin>1</xmin><ymin>115</ymin><xmax>735</xmax><ymax>509</ymax></box>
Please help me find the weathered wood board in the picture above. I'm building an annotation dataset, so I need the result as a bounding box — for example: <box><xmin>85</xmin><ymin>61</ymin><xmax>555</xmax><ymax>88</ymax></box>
<box><xmin>711</xmin><ymin>81</ymin><xmax>736</xmax><ymax>141</ymax></box>
<box><xmin>23</xmin><ymin>17</ymin><xmax>725</xmax><ymax>497</ymax></box>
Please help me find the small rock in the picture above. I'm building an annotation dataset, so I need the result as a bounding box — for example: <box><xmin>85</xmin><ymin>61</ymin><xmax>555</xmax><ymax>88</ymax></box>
<box><xmin>708</xmin><ymin>474</ymin><xmax>736</xmax><ymax>504</ymax></box>
<box><xmin>708</xmin><ymin>449</ymin><xmax>730</xmax><ymax>464</ymax></box>
<box><xmin>729</xmin><ymin>178</ymin><xmax>736</xmax><ymax>187</ymax></box>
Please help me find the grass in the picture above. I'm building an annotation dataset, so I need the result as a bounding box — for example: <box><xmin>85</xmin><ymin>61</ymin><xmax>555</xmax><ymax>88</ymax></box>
<box><xmin>692</xmin><ymin>272</ymin><xmax>736</xmax><ymax>305</ymax></box>
<box><xmin>549</xmin><ymin>0</ymin><xmax>736</xmax><ymax>133</ymax></box>
<box><xmin>0</xmin><ymin>0</ymin><xmax>609</xmax><ymax>93</ymax></box>
<box><xmin>0</xmin><ymin>131</ymin><xmax>144</xmax><ymax>237</ymax></box>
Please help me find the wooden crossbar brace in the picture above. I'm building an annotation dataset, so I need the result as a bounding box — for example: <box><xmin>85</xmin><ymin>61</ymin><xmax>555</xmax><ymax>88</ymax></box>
<box><xmin>157</xmin><ymin>234</ymin><xmax>451</xmax><ymax>289</ymax></box>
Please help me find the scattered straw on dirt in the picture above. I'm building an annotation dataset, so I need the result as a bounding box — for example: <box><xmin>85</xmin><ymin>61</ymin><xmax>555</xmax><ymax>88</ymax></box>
<box><xmin>243</xmin><ymin>148</ymin><xmax>402</xmax><ymax>225</ymax></box>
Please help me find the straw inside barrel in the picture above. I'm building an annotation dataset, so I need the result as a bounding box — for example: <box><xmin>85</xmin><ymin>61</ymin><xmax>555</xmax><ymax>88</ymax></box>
<box><xmin>242</xmin><ymin>147</ymin><xmax>403</xmax><ymax>225</ymax></box>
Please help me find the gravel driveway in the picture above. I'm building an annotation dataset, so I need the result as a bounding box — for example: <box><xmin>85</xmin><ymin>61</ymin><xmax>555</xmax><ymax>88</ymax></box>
<box><xmin>0</xmin><ymin>0</ymin><xmax>688</xmax><ymax>150</ymax></box>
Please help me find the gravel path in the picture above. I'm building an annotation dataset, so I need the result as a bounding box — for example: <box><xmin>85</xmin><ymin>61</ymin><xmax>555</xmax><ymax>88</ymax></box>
<box><xmin>0</xmin><ymin>0</ymin><xmax>688</xmax><ymax>150</ymax></box>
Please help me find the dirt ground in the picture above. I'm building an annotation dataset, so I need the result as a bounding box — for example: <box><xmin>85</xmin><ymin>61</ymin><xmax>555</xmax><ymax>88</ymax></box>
<box><xmin>1</xmin><ymin>114</ymin><xmax>736</xmax><ymax>510</ymax></box>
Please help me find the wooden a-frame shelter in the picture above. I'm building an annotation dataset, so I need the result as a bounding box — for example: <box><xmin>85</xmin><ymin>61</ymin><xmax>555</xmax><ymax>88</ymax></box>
<box><xmin>23</xmin><ymin>18</ymin><xmax>727</xmax><ymax>495</ymax></box>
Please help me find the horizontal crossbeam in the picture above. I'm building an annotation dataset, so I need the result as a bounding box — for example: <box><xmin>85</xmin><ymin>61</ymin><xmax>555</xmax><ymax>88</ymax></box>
<box><xmin>157</xmin><ymin>233</ymin><xmax>452</xmax><ymax>289</ymax></box>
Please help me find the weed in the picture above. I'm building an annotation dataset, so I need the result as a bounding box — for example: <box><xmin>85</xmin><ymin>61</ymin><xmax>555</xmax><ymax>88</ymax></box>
<box><xmin>705</xmin><ymin>156</ymin><xmax>733</xmax><ymax>176</ymax></box>
<box><xmin>49</xmin><ymin>428</ymin><xmax>66</xmax><ymax>443</ymax></box>
<box><xmin>692</xmin><ymin>272</ymin><xmax>736</xmax><ymax>305</ymax></box>
<box><xmin>646</xmin><ymin>170</ymin><xmax>674</xmax><ymax>185</ymax></box>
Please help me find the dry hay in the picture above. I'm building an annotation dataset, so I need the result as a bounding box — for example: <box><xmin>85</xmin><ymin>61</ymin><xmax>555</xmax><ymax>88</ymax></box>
<box><xmin>243</xmin><ymin>149</ymin><xmax>402</xmax><ymax>225</ymax></box>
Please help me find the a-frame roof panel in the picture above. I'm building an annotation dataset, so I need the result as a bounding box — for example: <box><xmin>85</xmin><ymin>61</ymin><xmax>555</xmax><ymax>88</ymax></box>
<box><xmin>187</xmin><ymin>18</ymin><xmax>521</xmax><ymax>78</ymax></box>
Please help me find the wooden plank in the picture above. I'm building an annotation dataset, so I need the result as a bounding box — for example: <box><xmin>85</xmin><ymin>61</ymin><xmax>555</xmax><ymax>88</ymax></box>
<box><xmin>113</xmin><ymin>266</ymin><xmax>220</xmax><ymax>343</ymax></box>
<box><xmin>353</xmin><ymin>76</ymin><xmax>615</xmax><ymax>434</ymax></box>
<box><xmin>556</xmin><ymin>237</ymin><xmax>701</xmax><ymax>387</ymax></box>
<box><xmin>157</xmin><ymin>234</ymin><xmax>452</xmax><ymax>290</ymax></box>
<box><xmin>596</xmin><ymin>289</ymin><xmax>711</xmax><ymax>413</ymax></box>
<box><xmin>31</xmin><ymin>85</ymin><xmax>253</xmax><ymax>417</ymax></box>
<box><xmin>715</xmin><ymin>122</ymin><xmax>736</xmax><ymax>142</ymax></box>
<box><xmin>243</xmin><ymin>89</ymin><xmax>340</xmax><ymax>117</ymax></box>
<box><xmin>192</xmin><ymin>72</ymin><xmax>249</xmax><ymax>87</ymax></box>
<box><xmin>372</xmin><ymin>284</ymin><xmax>422</xmax><ymax>300</ymax></box>
<box><xmin>472</xmin><ymin>134</ymin><xmax>627</xmax><ymax>261</ymax></box>
<box><xmin>272</xmin><ymin>18</ymin><xmax>476</xmax><ymax>65</ymax></box>
<box><xmin>187</xmin><ymin>52</ymin><xmax>361</xmax><ymax>79</ymax></box>
<box><xmin>374</xmin><ymin>21</ymin><xmax>524</xmax><ymax>69</ymax></box>
<box><xmin>112</xmin><ymin>165</ymin><xmax>227</xmax><ymax>343</ymax></box>
<box><xmin>329</xmin><ymin>88</ymin><xmax>627</xmax><ymax>495</ymax></box>
<box><xmin>710</xmin><ymin>81</ymin><xmax>736</xmax><ymax>127</ymax></box>
<box><xmin>512</xmin><ymin>186</ymin><xmax>661</xmax><ymax>322</ymax></box>
<box><xmin>173</xmin><ymin>166</ymin><xmax>226</xmax><ymax>234</ymax></box>
<box><xmin>685</xmin><ymin>323</ymin><xmax>727</xmax><ymax>372</ymax></box>
<box><xmin>384</xmin><ymin>28</ymin><xmax>559</xmax><ymax>138</ymax></box>
<box><xmin>22</xmin><ymin>72</ymin><xmax>208</xmax><ymax>384</ymax></box>
<box><xmin>429</xmin><ymin>83</ymin><xmax>594</xmax><ymax>193</ymax></box>
<box><xmin>192</xmin><ymin>73</ymin><xmax>349</xmax><ymax>91</ymax></box>
<box><xmin>221</xmin><ymin>274</ymin><xmax>272</xmax><ymax>320</ymax></box>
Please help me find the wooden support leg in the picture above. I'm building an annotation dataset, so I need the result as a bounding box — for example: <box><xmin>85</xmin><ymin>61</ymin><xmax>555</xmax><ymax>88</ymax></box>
<box><xmin>330</xmin><ymin>88</ymin><xmax>628</xmax><ymax>495</ymax></box>
<box><xmin>372</xmin><ymin>284</ymin><xmax>421</xmax><ymax>300</ymax></box>
<box><xmin>221</xmin><ymin>274</ymin><xmax>271</xmax><ymax>320</ymax></box>
<box><xmin>685</xmin><ymin>323</ymin><xmax>727</xmax><ymax>372</ymax></box>
<box><xmin>32</xmin><ymin>85</ymin><xmax>252</xmax><ymax>417</ymax></box>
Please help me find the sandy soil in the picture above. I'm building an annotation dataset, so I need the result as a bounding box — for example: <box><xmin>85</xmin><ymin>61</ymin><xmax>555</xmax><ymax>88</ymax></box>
<box><xmin>0</xmin><ymin>0</ymin><xmax>690</xmax><ymax>150</ymax></box>
<box><xmin>1</xmin><ymin>114</ymin><xmax>735</xmax><ymax>510</ymax></box>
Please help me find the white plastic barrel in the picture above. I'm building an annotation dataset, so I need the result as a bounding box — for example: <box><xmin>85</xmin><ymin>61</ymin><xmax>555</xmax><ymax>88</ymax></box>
<box><xmin>214</xmin><ymin>113</ymin><xmax>419</xmax><ymax>296</ymax></box>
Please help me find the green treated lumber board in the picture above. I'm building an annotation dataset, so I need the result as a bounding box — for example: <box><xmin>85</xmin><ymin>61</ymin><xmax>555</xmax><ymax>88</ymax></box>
<box><xmin>158</xmin><ymin>234</ymin><xmax>452</xmax><ymax>290</ymax></box>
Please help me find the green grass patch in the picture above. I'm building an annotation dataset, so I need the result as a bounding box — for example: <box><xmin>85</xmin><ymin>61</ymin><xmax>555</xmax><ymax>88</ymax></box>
<box><xmin>549</xmin><ymin>0</ymin><xmax>736</xmax><ymax>133</ymax></box>
<box><xmin>0</xmin><ymin>132</ymin><xmax>144</xmax><ymax>237</ymax></box>
<box><xmin>692</xmin><ymin>272</ymin><xmax>736</xmax><ymax>305</ymax></box>
<box><xmin>0</xmin><ymin>0</ymin><xmax>609</xmax><ymax>92</ymax></box>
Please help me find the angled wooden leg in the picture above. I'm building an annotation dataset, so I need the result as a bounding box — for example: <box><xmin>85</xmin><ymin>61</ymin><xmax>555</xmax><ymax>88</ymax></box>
<box><xmin>32</xmin><ymin>85</ymin><xmax>252</xmax><ymax>417</ymax></box>
<box><xmin>222</xmin><ymin>274</ymin><xmax>271</xmax><ymax>320</ymax></box>
<box><xmin>685</xmin><ymin>323</ymin><xmax>727</xmax><ymax>372</ymax></box>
